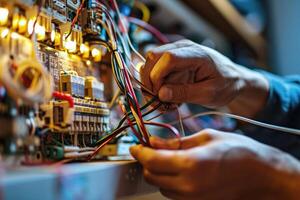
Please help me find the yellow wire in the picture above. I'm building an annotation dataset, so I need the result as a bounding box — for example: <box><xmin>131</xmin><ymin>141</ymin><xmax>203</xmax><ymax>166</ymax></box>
<box><xmin>134</xmin><ymin>1</ymin><xmax>150</xmax><ymax>32</ymax></box>
<box><xmin>131</xmin><ymin>107</ymin><xmax>150</xmax><ymax>142</ymax></box>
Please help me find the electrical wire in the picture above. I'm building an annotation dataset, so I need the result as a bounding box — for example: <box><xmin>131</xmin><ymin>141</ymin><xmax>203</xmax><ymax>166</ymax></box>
<box><xmin>176</xmin><ymin>105</ymin><xmax>185</xmax><ymax>137</ymax></box>
<box><xmin>80</xmin><ymin>1</ymin><xmax>180</xmax><ymax>157</ymax></box>
<box><xmin>65</xmin><ymin>0</ymin><xmax>86</xmax><ymax>39</ymax></box>
<box><xmin>134</xmin><ymin>1</ymin><xmax>151</xmax><ymax>23</ymax></box>
<box><xmin>127</xmin><ymin>16</ymin><xmax>169</xmax><ymax>44</ymax></box>
<box><xmin>170</xmin><ymin>111</ymin><xmax>300</xmax><ymax>136</ymax></box>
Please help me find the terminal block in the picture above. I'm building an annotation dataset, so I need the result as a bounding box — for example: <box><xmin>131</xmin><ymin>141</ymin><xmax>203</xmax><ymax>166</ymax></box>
<box><xmin>60</xmin><ymin>72</ymin><xmax>85</xmax><ymax>98</ymax></box>
<box><xmin>85</xmin><ymin>76</ymin><xmax>105</xmax><ymax>101</ymax></box>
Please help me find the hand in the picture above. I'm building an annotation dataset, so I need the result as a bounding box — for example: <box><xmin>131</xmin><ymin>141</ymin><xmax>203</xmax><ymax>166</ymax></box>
<box><xmin>130</xmin><ymin>129</ymin><xmax>300</xmax><ymax>200</ymax></box>
<box><xmin>141</xmin><ymin>40</ymin><xmax>269</xmax><ymax>117</ymax></box>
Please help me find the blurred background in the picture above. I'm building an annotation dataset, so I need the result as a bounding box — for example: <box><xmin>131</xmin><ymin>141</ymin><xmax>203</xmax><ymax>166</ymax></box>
<box><xmin>138</xmin><ymin>0</ymin><xmax>300</xmax><ymax>75</ymax></box>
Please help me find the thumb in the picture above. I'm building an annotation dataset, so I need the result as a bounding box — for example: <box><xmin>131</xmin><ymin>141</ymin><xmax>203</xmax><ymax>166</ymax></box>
<box><xmin>150</xmin><ymin>131</ymin><xmax>212</xmax><ymax>150</ymax></box>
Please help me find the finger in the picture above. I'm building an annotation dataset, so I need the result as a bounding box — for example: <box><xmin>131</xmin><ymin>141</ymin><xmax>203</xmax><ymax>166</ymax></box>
<box><xmin>141</xmin><ymin>41</ymin><xmax>194</xmax><ymax>94</ymax></box>
<box><xmin>150</xmin><ymin>47</ymin><xmax>210</xmax><ymax>93</ymax></box>
<box><xmin>150</xmin><ymin>131</ymin><xmax>212</xmax><ymax>150</ymax></box>
<box><xmin>150</xmin><ymin>136</ymin><xmax>181</xmax><ymax>150</ymax></box>
<box><xmin>143</xmin><ymin>169</ymin><xmax>180</xmax><ymax>191</ymax></box>
<box><xmin>140</xmin><ymin>53</ymin><xmax>158</xmax><ymax>94</ymax></box>
<box><xmin>130</xmin><ymin>145</ymin><xmax>184</xmax><ymax>174</ymax></box>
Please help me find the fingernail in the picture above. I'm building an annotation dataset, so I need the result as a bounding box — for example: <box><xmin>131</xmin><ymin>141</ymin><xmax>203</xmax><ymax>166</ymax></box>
<box><xmin>159</xmin><ymin>87</ymin><xmax>172</xmax><ymax>101</ymax></box>
<box><xmin>146</xmin><ymin>51</ymin><xmax>154</xmax><ymax>60</ymax></box>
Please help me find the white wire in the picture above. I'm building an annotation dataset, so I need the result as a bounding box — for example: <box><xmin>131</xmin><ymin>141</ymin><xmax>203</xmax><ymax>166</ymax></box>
<box><xmin>177</xmin><ymin>111</ymin><xmax>300</xmax><ymax>136</ymax></box>
<box><xmin>176</xmin><ymin>105</ymin><xmax>185</xmax><ymax>137</ymax></box>
<box><xmin>112</xmin><ymin>0</ymin><xmax>146</xmax><ymax>63</ymax></box>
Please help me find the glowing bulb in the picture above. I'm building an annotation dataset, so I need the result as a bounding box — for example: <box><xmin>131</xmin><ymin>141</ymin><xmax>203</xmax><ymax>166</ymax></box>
<box><xmin>11</xmin><ymin>32</ymin><xmax>18</xmax><ymax>39</ymax></box>
<box><xmin>1</xmin><ymin>28</ymin><xmax>9</xmax><ymax>38</ymax></box>
<box><xmin>80</xmin><ymin>43</ymin><xmax>88</xmax><ymax>54</ymax></box>
<box><xmin>65</xmin><ymin>40</ymin><xmax>77</xmax><ymax>53</ymax></box>
<box><xmin>50</xmin><ymin>30</ymin><xmax>56</xmax><ymax>42</ymax></box>
<box><xmin>86</xmin><ymin>60</ymin><xmax>91</xmax><ymax>66</ymax></box>
<box><xmin>80</xmin><ymin>43</ymin><xmax>90</xmax><ymax>58</ymax></box>
<box><xmin>0</xmin><ymin>8</ymin><xmax>9</xmax><ymax>26</ymax></box>
<box><xmin>18</xmin><ymin>16</ymin><xmax>27</xmax><ymax>33</ymax></box>
<box><xmin>35</xmin><ymin>24</ymin><xmax>46</xmax><ymax>41</ymax></box>
<box><xmin>27</xmin><ymin>19</ymin><xmax>34</xmax><ymax>35</ymax></box>
<box><xmin>91</xmin><ymin>48</ymin><xmax>101</xmax><ymax>62</ymax></box>
<box><xmin>91</xmin><ymin>48</ymin><xmax>100</xmax><ymax>57</ymax></box>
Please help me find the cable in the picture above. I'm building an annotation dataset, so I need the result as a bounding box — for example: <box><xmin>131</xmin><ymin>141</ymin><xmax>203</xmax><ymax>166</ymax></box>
<box><xmin>111</xmin><ymin>0</ymin><xmax>146</xmax><ymax>62</ymax></box>
<box><xmin>86</xmin><ymin>1</ymin><xmax>180</xmax><ymax>151</ymax></box>
<box><xmin>170</xmin><ymin>111</ymin><xmax>300</xmax><ymax>136</ymax></box>
<box><xmin>176</xmin><ymin>105</ymin><xmax>185</xmax><ymax>137</ymax></box>
<box><xmin>134</xmin><ymin>1</ymin><xmax>150</xmax><ymax>33</ymax></box>
<box><xmin>65</xmin><ymin>0</ymin><xmax>86</xmax><ymax>39</ymax></box>
<box><xmin>127</xmin><ymin>17</ymin><xmax>169</xmax><ymax>44</ymax></box>
<box><xmin>134</xmin><ymin>1</ymin><xmax>150</xmax><ymax>23</ymax></box>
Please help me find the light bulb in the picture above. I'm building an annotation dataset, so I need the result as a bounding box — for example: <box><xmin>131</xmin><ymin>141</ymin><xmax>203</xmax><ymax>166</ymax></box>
<box><xmin>0</xmin><ymin>8</ymin><xmax>9</xmax><ymax>26</ymax></box>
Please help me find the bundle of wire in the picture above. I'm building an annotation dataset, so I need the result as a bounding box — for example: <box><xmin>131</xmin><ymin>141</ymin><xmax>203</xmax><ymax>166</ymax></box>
<box><xmin>82</xmin><ymin>0</ymin><xmax>183</xmax><ymax>160</ymax></box>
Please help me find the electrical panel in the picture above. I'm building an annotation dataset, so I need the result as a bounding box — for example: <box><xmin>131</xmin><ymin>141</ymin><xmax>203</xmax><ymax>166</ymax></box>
<box><xmin>0</xmin><ymin>0</ymin><xmax>139</xmax><ymax>164</ymax></box>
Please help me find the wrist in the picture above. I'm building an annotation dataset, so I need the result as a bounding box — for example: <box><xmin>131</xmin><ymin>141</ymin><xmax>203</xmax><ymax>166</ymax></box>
<box><xmin>228</xmin><ymin>65</ymin><xmax>269</xmax><ymax>118</ymax></box>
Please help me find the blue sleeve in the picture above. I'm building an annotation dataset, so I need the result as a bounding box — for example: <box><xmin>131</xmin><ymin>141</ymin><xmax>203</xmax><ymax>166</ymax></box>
<box><xmin>241</xmin><ymin>71</ymin><xmax>300</xmax><ymax>159</ymax></box>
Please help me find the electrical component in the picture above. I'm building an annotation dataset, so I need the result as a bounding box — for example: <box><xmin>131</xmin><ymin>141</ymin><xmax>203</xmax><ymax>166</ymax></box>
<box><xmin>80</xmin><ymin>43</ymin><xmax>89</xmax><ymax>58</ymax></box>
<box><xmin>0</xmin><ymin>28</ymin><xmax>9</xmax><ymax>38</ymax></box>
<box><xmin>60</xmin><ymin>72</ymin><xmax>85</xmax><ymax>98</ymax></box>
<box><xmin>18</xmin><ymin>15</ymin><xmax>27</xmax><ymax>33</ymax></box>
<box><xmin>91</xmin><ymin>47</ymin><xmax>101</xmax><ymax>61</ymax></box>
<box><xmin>52</xmin><ymin>0</ymin><xmax>67</xmax><ymax>23</ymax></box>
<box><xmin>85</xmin><ymin>76</ymin><xmax>104</xmax><ymax>101</ymax></box>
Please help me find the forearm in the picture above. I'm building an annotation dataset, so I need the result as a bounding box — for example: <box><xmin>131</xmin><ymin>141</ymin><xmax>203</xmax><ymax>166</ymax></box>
<box><xmin>227</xmin><ymin>65</ymin><xmax>269</xmax><ymax>118</ymax></box>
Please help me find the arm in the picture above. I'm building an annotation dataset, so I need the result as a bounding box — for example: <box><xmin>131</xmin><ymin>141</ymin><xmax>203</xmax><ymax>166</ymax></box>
<box><xmin>240</xmin><ymin>71</ymin><xmax>300</xmax><ymax>158</ymax></box>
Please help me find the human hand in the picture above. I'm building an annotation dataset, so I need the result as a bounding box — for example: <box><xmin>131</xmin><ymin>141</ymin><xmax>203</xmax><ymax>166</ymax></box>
<box><xmin>141</xmin><ymin>40</ymin><xmax>269</xmax><ymax>117</ymax></box>
<box><xmin>130</xmin><ymin>129</ymin><xmax>300</xmax><ymax>200</ymax></box>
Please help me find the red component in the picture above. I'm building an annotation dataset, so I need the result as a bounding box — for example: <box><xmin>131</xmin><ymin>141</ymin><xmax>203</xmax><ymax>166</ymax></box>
<box><xmin>52</xmin><ymin>91</ymin><xmax>74</xmax><ymax>108</ymax></box>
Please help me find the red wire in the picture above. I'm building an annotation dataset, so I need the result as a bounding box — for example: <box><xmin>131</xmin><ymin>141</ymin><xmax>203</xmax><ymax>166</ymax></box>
<box><xmin>127</xmin><ymin>17</ymin><xmax>169</xmax><ymax>44</ymax></box>
<box><xmin>144</xmin><ymin>121</ymin><xmax>180</xmax><ymax>138</ymax></box>
<box><xmin>53</xmin><ymin>91</ymin><xmax>74</xmax><ymax>108</ymax></box>
<box><xmin>66</xmin><ymin>0</ymin><xmax>85</xmax><ymax>39</ymax></box>
<box><xmin>122</xmin><ymin>65</ymin><xmax>150</xmax><ymax>145</ymax></box>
